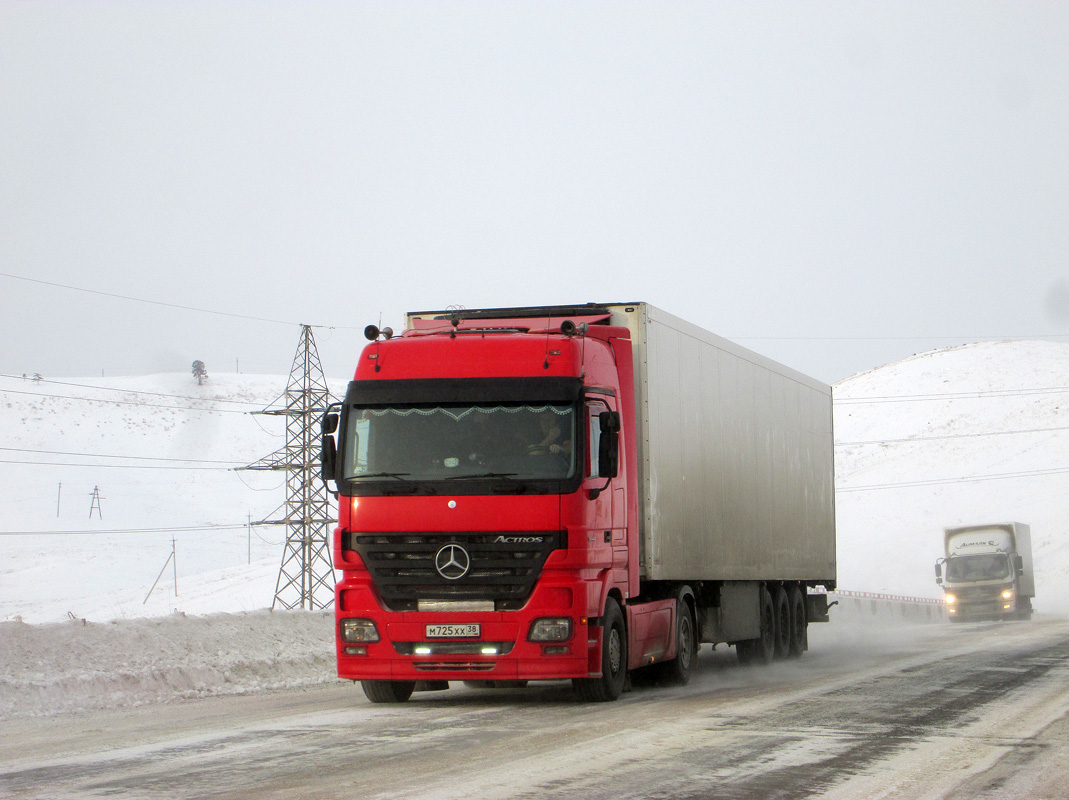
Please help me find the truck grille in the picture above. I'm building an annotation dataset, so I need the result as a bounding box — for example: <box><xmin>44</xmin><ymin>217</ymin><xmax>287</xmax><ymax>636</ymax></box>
<box><xmin>953</xmin><ymin>585</ymin><xmax>1012</xmax><ymax>617</ymax></box>
<box><xmin>344</xmin><ymin>531</ymin><xmax>567</xmax><ymax>611</ymax></box>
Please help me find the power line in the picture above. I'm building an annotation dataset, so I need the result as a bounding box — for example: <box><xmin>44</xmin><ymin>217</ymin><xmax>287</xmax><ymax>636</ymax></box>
<box><xmin>0</xmin><ymin>446</ymin><xmax>245</xmax><ymax>465</ymax></box>
<box><xmin>0</xmin><ymin>524</ymin><xmax>250</xmax><ymax>536</ymax></box>
<box><xmin>835</xmin><ymin>386</ymin><xmax>1069</xmax><ymax>404</ymax></box>
<box><xmin>838</xmin><ymin>465</ymin><xmax>1069</xmax><ymax>492</ymax></box>
<box><xmin>734</xmin><ymin>334</ymin><xmax>1069</xmax><ymax>342</ymax></box>
<box><xmin>0</xmin><ymin>270</ymin><xmax>297</xmax><ymax>326</ymax></box>
<box><xmin>0</xmin><ymin>459</ymin><xmax>234</xmax><ymax>471</ymax></box>
<box><xmin>0</xmin><ymin>270</ymin><xmax>364</xmax><ymax>330</ymax></box>
<box><xmin>0</xmin><ymin>373</ymin><xmax>270</xmax><ymax>407</ymax></box>
<box><xmin>0</xmin><ymin>386</ymin><xmax>255</xmax><ymax>414</ymax></box>
<box><xmin>836</xmin><ymin>424</ymin><xmax>1069</xmax><ymax>447</ymax></box>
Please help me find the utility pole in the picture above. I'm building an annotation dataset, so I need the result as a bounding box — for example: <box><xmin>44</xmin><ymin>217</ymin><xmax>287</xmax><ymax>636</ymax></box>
<box><xmin>241</xmin><ymin>325</ymin><xmax>336</xmax><ymax>611</ymax></box>
<box><xmin>88</xmin><ymin>486</ymin><xmax>103</xmax><ymax>519</ymax></box>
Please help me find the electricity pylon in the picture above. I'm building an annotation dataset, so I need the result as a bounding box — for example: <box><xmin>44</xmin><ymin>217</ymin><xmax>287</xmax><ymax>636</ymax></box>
<box><xmin>242</xmin><ymin>324</ymin><xmax>336</xmax><ymax>610</ymax></box>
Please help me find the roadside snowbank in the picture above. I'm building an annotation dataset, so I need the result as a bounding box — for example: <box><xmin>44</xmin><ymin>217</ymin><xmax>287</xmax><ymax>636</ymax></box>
<box><xmin>0</xmin><ymin>609</ymin><xmax>335</xmax><ymax>719</ymax></box>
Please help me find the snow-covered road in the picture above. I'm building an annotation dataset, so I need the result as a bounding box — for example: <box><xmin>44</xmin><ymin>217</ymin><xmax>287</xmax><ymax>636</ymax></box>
<box><xmin>2</xmin><ymin>616</ymin><xmax>1066</xmax><ymax>800</ymax></box>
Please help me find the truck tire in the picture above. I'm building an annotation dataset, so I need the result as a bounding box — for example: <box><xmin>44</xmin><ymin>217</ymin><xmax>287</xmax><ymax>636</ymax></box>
<box><xmin>361</xmin><ymin>680</ymin><xmax>416</xmax><ymax>703</ymax></box>
<box><xmin>574</xmin><ymin>598</ymin><xmax>627</xmax><ymax>702</ymax></box>
<box><xmin>653</xmin><ymin>596</ymin><xmax>696</xmax><ymax>685</ymax></box>
<box><xmin>787</xmin><ymin>585</ymin><xmax>807</xmax><ymax>658</ymax></box>
<box><xmin>772</xmin><ymin>585</ymin><xmax>791</xmax><ymax>660</ymax></box>
<box><xmin>737</xmin><ymin>586</ymin><xmax>775</xmax><ymax>666</ymax></box>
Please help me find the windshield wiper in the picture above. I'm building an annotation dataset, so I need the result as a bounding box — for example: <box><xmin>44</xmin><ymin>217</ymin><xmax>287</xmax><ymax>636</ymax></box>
<box><xmin>442</xmin><ymin>472</ymin><xmax>519</xmax><ymax>480</ymax></box>
<box><xmin>355</xmin><ymin>472</ymin><xmax>411</xmax><ymax>481</ymax></box>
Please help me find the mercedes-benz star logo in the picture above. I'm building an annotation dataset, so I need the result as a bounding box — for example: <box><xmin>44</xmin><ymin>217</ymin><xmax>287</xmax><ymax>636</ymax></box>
<box><xmin>434</xmin><ymin>544</ymin><xmax>471</xmax><ymax>580</ymax></box>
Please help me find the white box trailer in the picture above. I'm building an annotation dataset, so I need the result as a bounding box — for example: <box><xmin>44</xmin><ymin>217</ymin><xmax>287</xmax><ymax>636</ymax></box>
<box><xmin>602</xmin><ymin>303</ymin><xmax>837</xmax><ymax>585</ymax></box>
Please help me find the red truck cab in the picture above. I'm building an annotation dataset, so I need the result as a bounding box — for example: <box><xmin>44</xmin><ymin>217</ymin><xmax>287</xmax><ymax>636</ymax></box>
<box><xmin>324</xmin><ymin>307</ymin><xmax>664</xmax><ymax>702</ymax></box>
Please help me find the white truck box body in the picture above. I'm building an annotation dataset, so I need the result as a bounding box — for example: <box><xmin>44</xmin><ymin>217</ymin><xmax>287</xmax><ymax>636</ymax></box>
<box><xmin>944</xmin><ymin>522</ymin><xmax>1034</xmax><ymax>598</ymax></box>
<box><xmin>604</xmin><ymin>303</ymin><xmax>836</xmax><ymax>583</ymax></box>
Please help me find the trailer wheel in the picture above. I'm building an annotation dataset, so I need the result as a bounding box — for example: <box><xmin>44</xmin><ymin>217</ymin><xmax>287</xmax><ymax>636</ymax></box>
<box><xmin>574</xmin><ymin>598</ymin><xmax>627</xmax><ymax>702</ymax></box>
<box><xmin>772</xmin><ymin>586</ymin><xmax>791</xmax><ymax>660</ymax></box>
<box><xmin>361</xmin><ymin>680</ymin><xmax>416</xmax><ymax>703</ymax></box>
<box><xmin>738</xmin><ymin>587</ymin><xmax>776</xmax><ymax>666</ymax></box>
<box><xmin>787</xmin><ymin>585</ymin><xmax>807</xmax><ymax>658</ymax></box>
<box><xmin>654</xmin><ymin>597</ymin><xmax>696</xmax><ymax>685</ymax></box>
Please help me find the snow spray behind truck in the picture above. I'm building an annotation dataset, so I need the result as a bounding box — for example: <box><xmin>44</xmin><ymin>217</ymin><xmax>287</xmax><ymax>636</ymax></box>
<box><xmin>935</xmin><ymin>523</ymin><xmax>1034</xmax><ymax>621</ymax></box>
<box><xmin>320</xmin><ymin>303</ymin><xmax>836</xmax><ymax>702</ymax></box>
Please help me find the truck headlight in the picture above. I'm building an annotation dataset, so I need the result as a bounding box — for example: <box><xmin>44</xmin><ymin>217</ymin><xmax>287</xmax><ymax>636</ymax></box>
<box><xmin>944</xmin><ymin>594</ymin><xmax>956</xmax><ymax>605</ymax></box>
<box><xmin>1001</xmin><ymin>589</ymin><xmax>1015</xmax><ymax>600</ymax></box>
<box><xmin>340</xmin><ymin>618</ymin><xmax>380</xmax><ymax>643</ymax></box>
<box><xmin>529</xmin><ymin>617</ymin><xmax>572</xmax><ymax>642</ymax></box>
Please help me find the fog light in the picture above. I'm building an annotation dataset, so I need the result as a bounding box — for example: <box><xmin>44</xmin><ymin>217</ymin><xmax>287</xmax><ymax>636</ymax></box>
<box><xmin>529</xmin><ymin>617</ymin><xmax>572</xmax><ymax>642</ymax></box>
<box><xmin>481</xmin><ymin>646</ymin><xmax>499</xmax><ymax>655</ymax></box>
<box><xmin>543</xmin><ymin>645</ymin><xmax>569</xmax><ymax>655</ymax></box>
<box><xmin>344</xmin><ymin>646</ymin><xmax>367</xmax><ymax>656</ymax></box>
<box><xmin>340</xmin><ymin>618</ymin><xmax>380</xmax><ymax>643</ymax></box>
<box><xmin>414</xmin><ymin>646</ymin><xmax>432</xmax><ymax>655</ymax></box>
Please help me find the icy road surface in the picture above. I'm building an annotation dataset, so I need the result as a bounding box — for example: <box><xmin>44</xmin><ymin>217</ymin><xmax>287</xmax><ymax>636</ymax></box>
<box><xmin>2</xmin><ymin>617</ymin><xmax>1067</xmax><ymax>800</ymax></box>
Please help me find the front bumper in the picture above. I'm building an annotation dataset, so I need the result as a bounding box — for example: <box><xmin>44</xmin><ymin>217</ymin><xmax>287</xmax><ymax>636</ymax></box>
<box><xmin>335</xmin><ymin>575</ymin><xmax>600</xmax><ymax>682</ymax></box>
<box><xmin>947</xmin><ymin>597</ymin><xmax>1017</xmax><ymax>620</ymax></box>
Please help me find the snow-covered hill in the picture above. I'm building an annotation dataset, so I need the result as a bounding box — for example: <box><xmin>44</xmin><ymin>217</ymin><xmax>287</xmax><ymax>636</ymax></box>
<box><xmin>3</xmin><ymin>343</ymin><xmax>1067</xmax><ymax>623</ymax></box>
<box><xmin>0</xmin><ymin>372</ymin><xmax>346</xmax><ymax>623</ymax></box>
<box><xmin>1</xmin><ymin>342</ymin><xmax>1067</xmax><ymax>718</ymax></box>
<box><xmin>835</xmin><ymin>340</ymin><xmax>1069</xmax><ymax>614</ymax></box>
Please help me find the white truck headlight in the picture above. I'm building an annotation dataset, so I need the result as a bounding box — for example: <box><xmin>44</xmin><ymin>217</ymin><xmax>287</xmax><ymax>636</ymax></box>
<box><xmin>944</xmin><ymin>594</ymin><xmax>956</xmax><ymax>605</ymax></box>
<box><xmin>340</xmin><ymin>618</ymin><xmax>380</xmax><ymax>643</ymax></box>
<box><xmin>1001</xmin><ymin>589</ymin><xmax>1015</xmax><ymax>600</ymax></box>
<box><xmin>529</xmin><ymin>617</ymin><xmax>572</xmax><ymax>642</ymax></box>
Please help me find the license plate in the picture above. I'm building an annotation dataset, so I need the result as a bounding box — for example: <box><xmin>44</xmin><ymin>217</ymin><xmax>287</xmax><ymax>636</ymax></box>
<box><xmin>425</xmin><ymin>624</ymin><xmax>480</xmax><ymax>639</ymax></box>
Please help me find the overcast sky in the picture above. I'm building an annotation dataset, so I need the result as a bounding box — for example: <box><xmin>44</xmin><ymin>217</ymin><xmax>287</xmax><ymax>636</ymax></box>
<box><xmin>2</xmin><ymin>1</ymin><xmax>1068</xmax><ymax>385</ymax></box>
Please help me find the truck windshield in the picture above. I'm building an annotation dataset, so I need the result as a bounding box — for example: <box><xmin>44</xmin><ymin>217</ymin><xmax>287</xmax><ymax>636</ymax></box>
<box><xmin>945</xmin><ymin>554</ymin><xmax>1010</xmax><ymax>582</ymax></box>
<box><xmin>343</xmin><ymin>403</ymin><xmax>576</xmax><ymax>486</ymax></box>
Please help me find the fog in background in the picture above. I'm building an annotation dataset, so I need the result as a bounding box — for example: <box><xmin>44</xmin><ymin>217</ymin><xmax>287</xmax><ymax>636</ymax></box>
<box><xmin>3</xmin><ymin>2</ymin><xmax>1068</xmax><ymax>384</ymax></box>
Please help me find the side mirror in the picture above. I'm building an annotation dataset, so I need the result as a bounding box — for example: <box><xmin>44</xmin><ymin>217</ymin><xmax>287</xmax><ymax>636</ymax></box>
<box><xmin>934</xmin><ymin>559</ymin><xmax>943</xmax><ymax>584</ymax></box>
<box><xmin>589</xmin><ymin>411</ymin><xmax>621</xmax><ymax>499</ymax></box>
<box><xmin>1014</xmin><ymin>554</ymin><xmax>1024</xmax><ymax>573</ymax></box>
<box><xmin>322</xmin><ymin>412</ymin><xmax>339</xmax><ymax>436</ymax></box>
<box><xmin>320</xmin><ymin>406</ymin><xmax>342</xmax><ymax>492</ymax></box>
<box><xmin>597</xmin><ymin>411</ymin><xmax>621</xmax><ymax>479</ymax></box>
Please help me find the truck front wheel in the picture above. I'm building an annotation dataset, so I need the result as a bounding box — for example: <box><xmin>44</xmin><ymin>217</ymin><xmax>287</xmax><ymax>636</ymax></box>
<box><xmin>653</xmin><ymin>597</ymin><xmax>697</xmax><ymax>685</ymax></box>
<box><xmin>574</xmin><ymin>598</ymin><xmax>627</xmax><ymax>702</ymax></box>
<box><xmin>361</xmin><ymin>680</ymin><xmax>416</xmax><ymax>703</ymax></box>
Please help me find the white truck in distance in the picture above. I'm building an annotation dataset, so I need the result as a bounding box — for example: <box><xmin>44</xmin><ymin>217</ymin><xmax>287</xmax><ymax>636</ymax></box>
<box><xmin>935</xmin><ymin>523</ymin><xmax>1034</xmax><ymax>622</ymax></box>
